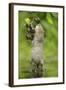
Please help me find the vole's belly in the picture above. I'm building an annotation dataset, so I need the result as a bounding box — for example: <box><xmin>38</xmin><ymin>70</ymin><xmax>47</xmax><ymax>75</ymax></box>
<box><xmin>32</xmin><ymin>46</ymin><xmax>43</xmax><ymax>63</ymax></box>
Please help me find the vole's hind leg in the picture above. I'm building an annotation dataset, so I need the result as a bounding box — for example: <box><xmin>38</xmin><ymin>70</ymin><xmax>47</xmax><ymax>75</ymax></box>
<box><xmin>31</xmin><ymin>59</ymin><xmax>37</xmax><ymax>77</ymax></box>
<box><xmin>36</xmin><ymin>62</ymin><xmax>43</xmax><ymax>77</ymax></box>
<box><xmin>31</xmin><ymin>59</ymin><xmax>43</xmax><ymax>78</ymax></box>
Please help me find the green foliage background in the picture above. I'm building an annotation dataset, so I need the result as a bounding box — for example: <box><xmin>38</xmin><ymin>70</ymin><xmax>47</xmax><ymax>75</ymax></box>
<box><xmin>18</xmin><ymin>11</ymin><xmax>58</xmax><ymax>79</ymax></box>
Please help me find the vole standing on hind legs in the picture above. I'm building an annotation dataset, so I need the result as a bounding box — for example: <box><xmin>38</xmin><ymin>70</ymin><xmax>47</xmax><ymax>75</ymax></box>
<box><xmin>31</xmin><ymin>23</ymin><xmax>44</xmax><ymax>77</ymax></box>
<box><xmin>25</xmin><ymin>17</ymin><xmax>44</xmax><ymax>78</ymax></box>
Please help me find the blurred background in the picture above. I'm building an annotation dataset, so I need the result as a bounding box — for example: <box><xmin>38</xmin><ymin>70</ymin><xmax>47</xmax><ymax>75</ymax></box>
<box><xmin>18</xmin><ymin>11</ymin><xmax>58</xmax><ymax>79</ymax></box>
